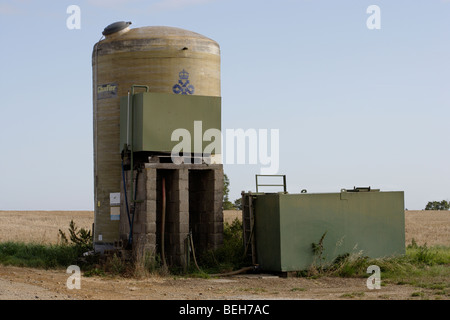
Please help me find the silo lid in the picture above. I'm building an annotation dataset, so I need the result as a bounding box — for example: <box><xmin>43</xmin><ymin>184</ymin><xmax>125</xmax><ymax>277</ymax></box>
<box><xmin>102</xmin><ymin>21</ymin><xmax>132</xmax><ymax>36</ymax></box>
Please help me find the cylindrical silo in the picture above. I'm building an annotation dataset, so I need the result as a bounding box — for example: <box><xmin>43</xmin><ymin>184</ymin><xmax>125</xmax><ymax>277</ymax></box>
<box><xmin>92</xmin><ymin>22</ymin><xmax>221</xmax><ymax>252</ymax></box>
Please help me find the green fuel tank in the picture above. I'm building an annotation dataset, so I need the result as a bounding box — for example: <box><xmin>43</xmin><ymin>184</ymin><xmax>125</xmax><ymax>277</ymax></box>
<box><xmin>243</xmin><ymin>189</ymin><xmax>405</xmax><ymax>272</ymax></box>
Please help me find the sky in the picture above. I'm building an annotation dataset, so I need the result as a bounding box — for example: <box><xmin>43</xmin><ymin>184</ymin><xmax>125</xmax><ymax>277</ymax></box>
<box><xmin>0</xmin><ymin>0</ymin><xmax>449</xmax><ymax>210</ymax></box>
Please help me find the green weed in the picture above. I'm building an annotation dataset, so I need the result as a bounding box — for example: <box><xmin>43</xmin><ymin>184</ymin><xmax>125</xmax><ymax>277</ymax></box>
<box><xmin>0</xmin><ymin>241</ymin><xmax>82</xmax><ymax>269</ymax></box>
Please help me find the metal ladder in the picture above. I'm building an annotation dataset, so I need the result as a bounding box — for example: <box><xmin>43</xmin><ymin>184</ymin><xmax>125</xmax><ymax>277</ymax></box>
<box><xmin>242</xmin><ymin>175</ymin><xmax>287</xmax><ymax>265</ymax></box>
<box><xmin>242</xmin><ymin>192</ymin><xmax>256</xmax><ymax>265</ymax></box>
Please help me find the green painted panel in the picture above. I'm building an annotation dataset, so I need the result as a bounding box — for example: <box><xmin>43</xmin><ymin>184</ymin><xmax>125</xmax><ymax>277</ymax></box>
<box><xmin>120</xmin><ymin>92</ymin><xmax>221</xmax><ymax>155</ymax></box>
<box><xmin>253</xmin><ymin>194</ymin><xmax>281</xmax><ymax>271</ymax></box>
<box><xmin>253</xmin><ymin>191</ymin><xmax>405</xmax><ymax>272</ymax></box>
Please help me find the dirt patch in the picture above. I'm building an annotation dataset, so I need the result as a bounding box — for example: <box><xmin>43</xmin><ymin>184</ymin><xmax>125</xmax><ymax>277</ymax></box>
<box><xmin>0</xmin><ymin>265</ymin><xmax>432</xmax><ymax>300</ymax></box>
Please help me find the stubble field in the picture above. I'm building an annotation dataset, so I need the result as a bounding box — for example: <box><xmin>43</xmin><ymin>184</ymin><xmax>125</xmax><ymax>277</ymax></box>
<box><xmin>0</xmin><ymin>210</ymin><xmax>448</xmax><ymax>247</ymax></box>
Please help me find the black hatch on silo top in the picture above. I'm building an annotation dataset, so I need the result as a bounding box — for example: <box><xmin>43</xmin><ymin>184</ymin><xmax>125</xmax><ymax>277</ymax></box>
<box><xmin>102</xmin><ymin>21</ymin><xmax>132</xmax><ymax>36</ymax></box>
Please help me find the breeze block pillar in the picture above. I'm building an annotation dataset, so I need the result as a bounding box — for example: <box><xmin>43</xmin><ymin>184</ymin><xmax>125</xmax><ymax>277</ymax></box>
<box><xmin>120</xmin><ymin>163</ymin><xmax>224</xmax><ymax>268</ymax></box>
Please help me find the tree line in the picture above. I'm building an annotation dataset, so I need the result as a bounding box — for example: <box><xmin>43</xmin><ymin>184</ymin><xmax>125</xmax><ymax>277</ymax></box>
<box><xmin>424</xmin><ymin>200</ymin><xmax>449</xmax><ymax>211</ymax></box>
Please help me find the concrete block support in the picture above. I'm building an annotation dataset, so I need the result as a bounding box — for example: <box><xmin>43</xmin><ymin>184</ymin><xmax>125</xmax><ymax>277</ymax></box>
<box><xmin>120</xmin><ymin>162</ymin><xmax>224</xmax><ymax>269</ymax></box>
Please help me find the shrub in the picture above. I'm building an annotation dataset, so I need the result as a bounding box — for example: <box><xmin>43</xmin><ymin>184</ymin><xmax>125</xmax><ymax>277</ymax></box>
<box><xmin>198</xmin><ymin>218</ymin><xmax>249</xmax><ymax>274</ymax></box>
<box><xmin>58</xmin><ymin>220</ymin><xmax>93</xmax><ymax>253</ymax></box>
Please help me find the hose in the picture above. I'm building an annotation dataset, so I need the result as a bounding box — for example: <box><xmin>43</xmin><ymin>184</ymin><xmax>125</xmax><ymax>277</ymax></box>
<box><xmin>188</xmin><ymin>232</ymin><xmax>202</xmax><ymax>273</ymax></box>
<box><xmin>209</xmin><ymin>266</ymin><xmax>256</xmax><ymax>277</ymax></box>
<box><xmin>121</xmin><ymin>161</ymin><xmax>132</xmax><ymax>244</ymax></box>
<box><xmin>129</xmin><ymin>169</ymin><xmax>139</xmax><ymax>246</ymax></box>
<box><xmin>121</xmin><ymin>160</ymin><xmax>140</xmax><ymax>247</ymax></box>
<box><xmin>187</xmin><ymin>232</ymin><xmax>257</xmax><ymax>277</ymax></box>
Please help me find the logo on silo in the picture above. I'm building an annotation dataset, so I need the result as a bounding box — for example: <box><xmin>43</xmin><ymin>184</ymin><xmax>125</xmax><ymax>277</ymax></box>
<box><xmin>173</xmin><ymin>69</ymin><xmax>195</xmax><ymax>95</ymax></box>
<box><xmin>97</xmin><ymin>83</ymin><xmax>118</xmax><ymax>100</ymax></box>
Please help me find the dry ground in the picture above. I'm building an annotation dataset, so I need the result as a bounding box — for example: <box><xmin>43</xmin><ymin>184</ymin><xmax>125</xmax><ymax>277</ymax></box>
<box><xmin>0</xmin><ymin>265</ymin><xmax>429</xmax><ymax>300</ymax></box>
<box><xmin>0</xmin><ymin>209</ymin><xmax>448</xmax><ymax>300</ymax></box>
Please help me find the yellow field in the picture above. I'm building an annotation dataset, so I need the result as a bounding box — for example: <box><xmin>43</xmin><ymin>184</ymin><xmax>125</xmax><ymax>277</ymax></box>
<box><xmin>0</xmin><ymin>211</ymin><xmax>94</xmax><ymax>245</ymax></box>
<box><xmin>405</xmin><ymin>210</ymin><xmax>450</xmax><ymax>246</ymax></box>
<box><xmin>0</xmin><ymin>210</ymin><xmax>448</xmax><ymax>246</ymax></box>
<box><xmin>223</xmin><ymin>210</ymin><xmax>242</xmax><ymax>225</ymax></box>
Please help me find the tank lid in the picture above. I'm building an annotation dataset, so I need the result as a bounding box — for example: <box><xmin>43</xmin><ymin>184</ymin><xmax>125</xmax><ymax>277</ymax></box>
<box><xmin>102</xmin><ymin>21</ymin><xmax>132</xmax><ymax>36</ymax></box>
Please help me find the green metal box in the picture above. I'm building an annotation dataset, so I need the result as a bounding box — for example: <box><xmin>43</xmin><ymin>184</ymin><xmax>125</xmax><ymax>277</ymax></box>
<box><xmin>253</xmin><ymin>190</ymin><xmax>405</xmax><ymax>272</ymax></box>
<box><xmin>120</xmin><ymin>92</ymin><xmax>221</xmax><ymax>155</ymax></box>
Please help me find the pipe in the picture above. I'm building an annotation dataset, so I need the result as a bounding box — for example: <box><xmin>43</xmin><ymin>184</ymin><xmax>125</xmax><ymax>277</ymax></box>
<box><xmin>187</xmin><ymin>231</ymin><xmax>258</xmax><ymax>277</ymax></box>
<box><xmin>126</xmin><ymin>91</ymin><xmax>130</xmax><ymax>147</ymax></box>
<box><xmin>121</xmin><ymin>161</ymin><xmax>132</xmax><ymax>233</ymax></box>
<box><xmin>209</xmin><ymin>266</ymin><xmax>256</xmax><ymax>277</ymax></box>
<box><xmin>189</xmin><ymin>232</ymin><xmax>202</xmax><ymax>273</ymax></box>
<box><xmin>129</xmin><ymin>169</ymin><xmax>139</xmax><ymax>245</ymax></box>
<box><xmin>128</xmin><ymin>85</ymin><xmax>149</xmax><ymax>216</ymax></box>
<box><xmin>161</xmin><ymin>177</ymin><xmax>167</xmax><ymax>268</ymax></box>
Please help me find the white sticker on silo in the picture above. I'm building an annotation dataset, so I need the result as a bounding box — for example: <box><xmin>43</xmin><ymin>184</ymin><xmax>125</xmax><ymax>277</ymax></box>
<box><xmin>98</xmin><ymin>235</ymin><xmax>102</xmax><ymax>241</ymax></box>
<box><xmin>110</xmin><ymin>193</ymin><xmax>120</xmax><ymax>206</ymax></box>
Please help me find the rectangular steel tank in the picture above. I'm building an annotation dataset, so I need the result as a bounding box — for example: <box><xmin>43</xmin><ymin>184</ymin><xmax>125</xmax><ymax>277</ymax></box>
<box><xmin>249</xmin><ymin>190</ymin><xmax>405</xmax><ymax>272</ymax></box>
<box><xmin>120</xmin><ymin>92</ymin><xmax>221</xmax><ymax>155</ymax></box>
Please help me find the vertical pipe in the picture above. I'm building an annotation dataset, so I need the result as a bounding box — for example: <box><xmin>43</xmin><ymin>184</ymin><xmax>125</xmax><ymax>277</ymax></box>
<box><xmin>126</xmin><ymin>91</ymin><xmax>130</xmax><ymax>147</ymax></box>
<box><xmin>161</xmin><ymin>177</ymin><xmax>167</xmax><ymax>268</ymax></box>
<box><xmin>129</xmin><ymin>85</ymin><xmax>149</xmax><ymax>208</ymax></box>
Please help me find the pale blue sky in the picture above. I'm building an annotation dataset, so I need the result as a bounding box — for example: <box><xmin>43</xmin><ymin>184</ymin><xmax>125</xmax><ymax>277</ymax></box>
<box><xmin>0</xmin><ymin>0</ymin><xmax>449</xmax><ymax>210</ymax></box>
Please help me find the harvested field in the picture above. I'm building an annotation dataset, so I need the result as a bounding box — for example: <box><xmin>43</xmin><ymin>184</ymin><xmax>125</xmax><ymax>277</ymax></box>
<box><xmin>404</xmin><ymin>210</ymin><xmax>450</xmax><ymax>246</ymax></box>
<box><xmin>223</xmin><ymin>210</ymin><xmax>241</xmax><ymax>225</ymax></box>
<box><xmin>0</xmin><ymin>211</ymin><xmax>93</xmax><ymax>244</ymax></box>
<box><xmin>0</xmin><ymin>210</ymin><xmax>448</xmax><ymax>247</ymax></box>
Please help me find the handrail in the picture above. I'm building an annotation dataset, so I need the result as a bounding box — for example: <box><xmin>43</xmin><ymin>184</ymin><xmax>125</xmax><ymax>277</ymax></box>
<box><xmin>255</xmin><ymin>174</ymin><xmax>287</xmax><ymax>193</ymax></box>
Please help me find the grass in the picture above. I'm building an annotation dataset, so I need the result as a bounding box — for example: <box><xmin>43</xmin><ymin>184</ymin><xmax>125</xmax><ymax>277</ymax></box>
<box><xmin>0</xmin><ymin>241</ymin><xmax>85</xmax><ymax>269</ymax></box>
<box><xmin>194</xmin><ymin>218</ymin><xmax>250</xmax><ymax>275</ymax></box>
<box><xmin>0</xmin><ymin>218</ymin><xmax>249</xmax><ymax>278</ymax></box>
<box><xmin>299</xmin><ymin>239</ymin><xmax>450</xmax><ymax>293</ymax></box>
<box><xmin>0</xmin><ymin>220</ymin><xmax>95</xmax><ymax>270</ymax></box>
<box><xmin>340</xmin><ymin>292</ymin><xmax>365</xmax><ymax>299</ymax></box>
<box><xmin>0</xmin><ymin>219</ymin><xmax>248</xmax><ymax>278</ymax></box>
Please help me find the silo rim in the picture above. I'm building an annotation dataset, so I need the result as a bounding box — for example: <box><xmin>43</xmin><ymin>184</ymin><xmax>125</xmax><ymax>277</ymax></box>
<box><xmin>99</xmin><ymin>25</ymin><xmax>219</xmax><ymax>46</ymax></box>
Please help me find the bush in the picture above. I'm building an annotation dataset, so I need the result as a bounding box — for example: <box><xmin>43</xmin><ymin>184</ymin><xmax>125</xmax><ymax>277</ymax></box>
<box><xmin>58</xmin><ymin>220</ymin><xmax>93</xmax><ymax>253</ymax></box>
<box><xmin>198</xmin><ymin>218</ymin><xmax>249</xmax><ymax>274</ymax></box>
